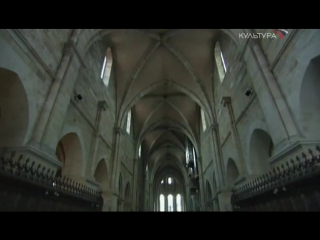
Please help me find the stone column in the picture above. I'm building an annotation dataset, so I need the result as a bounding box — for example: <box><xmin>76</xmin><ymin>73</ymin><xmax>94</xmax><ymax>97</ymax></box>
<box><xmin>217</xmin><ymin>188</ymin><xmax>233</xmax><ymax>211</ymax></box>
<box><xmin>185</xmin><ymin>183</ymin><xmax>190</xmax><ymax>211</ymax></box>
<box><xmin>210</xmin><ymin>125</ymin><xmax>226</xmax><ymax>188</ymax></box>
<box><xmin>221</xmin><ymin>97</ymin><xmax>245</xmax><ymax>175</ymax></box>
<box><xmin>165</xmin><ymin>195</ymin><xmax>168</xmax><ymax>212</ymax></box>
<box><xmin>88</xmin><ymin>101</ymin><xmax>107</xmax><ymax>177</ymax></box>
<box><xmin>29</xmin><ymin>30</ymin><xmax>83</xmax><ymax>151</ymax></box>
<box><xmin>149</xmin><ymin>182</ymin><xmax>153</xmax><ymax>211</ymax></box>
<box><xmin>173</xmin><ymin>194</ymin><xmax>177</xmax><ymax>211</ymax></box>
<box><xmin>196</xmin><ymin>158</ymin><xmax>206</xmax><ymax>211</ymax></box>
<box><xmin>107</xmin><ymin>127</ymin><xmax>123</xmax><ymax>211</ymax></box>
<box><xmin>131</xmin><ymin>158</ymin><xmax>138</xmax><ymax>211</ymax></box>
<box><xmin>244</xmin><ymin>30</ymin><xmax>300</xmax><ymax>149</ymax></box>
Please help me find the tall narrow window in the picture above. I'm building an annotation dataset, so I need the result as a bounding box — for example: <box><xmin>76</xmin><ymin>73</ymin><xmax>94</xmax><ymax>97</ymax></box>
<box><xmin>100</xmin><ymin>48</ymin><xmax>113</xmax><ymax>88</ymax></box>
<box><xmin>160</xmin><ymin>194</ymin><xmax>165</xmax><ymax>212</ymax></box>
<box><xmin>168</xmin><ymin>194</ymin><xmax>173</xmax><ymax>212</ymax></box>
<box><xmin>221</xmin><ymin>51</ymin><xmax>227</xmax><ymax>73</ymax></box>
<box><xmin>214</xmin><ymin>42</ymin><xmax>227</xmax><ymax>82</ymax></box>
<box><xmin>161</xmin><ymin>179</ymin><xmax>164</xmax><ymax>184</ymax></box>
<box><xmin>100</xmin><ymin>57</ymin><xmax>106</xmax><ymax>79</ymax></box>
<box><xmin>185</xmin><ymin>144</ymin><xmax>189</xmax><ymax>165</ymax></box>
<box><xmin>168</xmin><ymin>177</ymin><xmax>172</xmax><ymax>184</ymax></box>
<box><xmin>176</xmin><ymin>194</ymin><xmax>182</xmax><ymax>212</ymax></box>
<box><xmin>201</xmin><ymin>109</ymin><xmax>207</xmax><ymax>131</ymax></box>
<box><xmin>126</xmin><ymin>110</ymin><xmax>131</xmax><ymax>134</ymax></box>
<box><xmin>192</xmin><ymin>147</ymin><xmax>197</xmax><ymax>170</ymax></box>
<box><xmin>138</xmin><ymin>145</ymin><xmax>141</xmax><ymax>158</ymax></box>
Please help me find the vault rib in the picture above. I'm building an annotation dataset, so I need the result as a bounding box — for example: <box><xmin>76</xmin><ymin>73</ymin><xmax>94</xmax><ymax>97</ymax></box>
<box><xmin>163</xmin><ymin>41</ymin><xmax>214</xmax><ymax>124</ymax></box>
<box><xmin>147</xmin><ymin>130</ymin><xmax>185</xmax><ymax>158</ymax></box>
<box><xmin>166</xmin><ymin>99</ymin><xmax>193</xmax><ymax>135</ymax></box>
<box><xmin>122</xmin><ymin>79</ymin><xmax>209</xmax><ymax>136</ymax></box>
<box><xmin>140</xmin><ymin>100</ymin><xmax>165</xmax><ymax>132</ymax></box>
<box><xmin>138</xmin><ymin>118</ymin><xmax>198</xmax><ymax>155</ymax></box>
<box><xmin>118</xmin><ymin>42</ymin><xmax>161</xmax><ymax>126</ymax></box>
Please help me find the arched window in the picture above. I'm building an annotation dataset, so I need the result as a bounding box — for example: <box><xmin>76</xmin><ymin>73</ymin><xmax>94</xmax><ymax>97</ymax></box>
<box><xmin>176</xmin><ymin>194</ymin><xmax>182</xmax><ymax>212</ymax></box>
<box><xmin>214</xmin><ymin>42</ymin><xmax>227</xmax><ymax>83</ymax></box>
<box><xmin>201</xmin><ymin>108</ymin><xmax>207</xmax><ymax>131</ymax></box>
<box><xmin>160</xmin><ymin>194</ymin><xmax>165</xmax><ymax>212</ymax></box>
<box><xmin>161</xmin><ymin>179</ymin><xmax>164</xmax><ymax>184</ymax></box>
<box><xmin>168</xmin><ymin>177</ymin><xmax>172</xmax><ymax>184</ymax></box>
<box><xmin>138</xmin><ymin>145</ymin><xmax>141</xmax><ymax>158</ymax></box>
<box><xmin>100</xmin><ymin>48</ymin><xmax>113</xmax><ymax>88</ymax></box>
<box><xmin>126</xmin><ymin>110</ymin><xmax>131</xmax><ymax>134</ymax></box>
<box><xmin>168</xmin><ymin>194</ymin><xmax>173</xmax><ymax>212</ymax></box>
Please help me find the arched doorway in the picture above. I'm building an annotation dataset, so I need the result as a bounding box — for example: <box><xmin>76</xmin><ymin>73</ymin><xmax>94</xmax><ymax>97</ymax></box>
<box><xmin>248</xmin><ymin>129</ymin><xmax>273</xmax><ymax>175</ymax></box>
<box><xmin>55</xmin><ymin>133</ymin><xmax>84</xmax><ymax>178</ymax></box>
<box><xmin>0</xmin><ymin>68</ymin><xmax>29</xmax><ymax>148</ymax></box>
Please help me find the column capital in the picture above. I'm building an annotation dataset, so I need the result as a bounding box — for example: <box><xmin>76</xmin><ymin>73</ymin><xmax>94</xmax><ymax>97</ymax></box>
<box><xmin>220</xmin><ymin>96</ymin><xmax>231</xmax><ymax>107</ymax></box>
<box><xmin>98</xmin><ymin>100</ymin><xmax>107</xmax><ymax>111</ymax></box>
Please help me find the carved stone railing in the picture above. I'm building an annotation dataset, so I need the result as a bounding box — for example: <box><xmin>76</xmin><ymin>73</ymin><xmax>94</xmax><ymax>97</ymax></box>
<box><xmin>232</xmin><ymin>146</ymin><xmax>320</xmax><ymax>204</ymax></box>
<box><xmin>0</xmin><ymin>151</ymin><xmax>102</xmax><ymax>206</ymax></box>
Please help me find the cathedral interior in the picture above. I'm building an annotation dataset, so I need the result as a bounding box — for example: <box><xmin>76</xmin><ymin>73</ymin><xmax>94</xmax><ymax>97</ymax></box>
<box><xmin>0</xmin><ymin>29</ymin><xmax>320</xmax><ymax>211</ymax></box>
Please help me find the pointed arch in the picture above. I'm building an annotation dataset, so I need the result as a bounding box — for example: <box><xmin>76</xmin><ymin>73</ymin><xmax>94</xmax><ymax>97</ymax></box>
<box><xmin>226</xmin><ymin>158</ymin><xmax>240</xmax><ymax>185</ymax></box>
<box><xmin>55</xmin><ymin>132</ymin><xmax>84</xmax><ymax>177</ymax></box>
<box><xmin>0</xmin><ymin>68</ymin><xmax>29</xmax><ymax>147</ymax></box>
<box><xmin>94</xmin><ymin>159</ymin><xmax>109</xmax><ymax>190</ymax></box>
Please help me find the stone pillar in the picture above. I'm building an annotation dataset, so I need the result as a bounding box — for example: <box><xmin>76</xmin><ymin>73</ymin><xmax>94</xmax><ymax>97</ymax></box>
<box><xmin>217</xmin><ymin>188</ymin><xmax>233</xmax><ymax>211</ymax></box>
<box><xmin>244</xmin><ymin>30</ymin><xmax>300</xmax><ymax>149</ymax></box>
<box><xmin>196</xmin><ymin>158</ymin><xmax>206</xmax><ymax>211</ymax></box>
<box><xmin>165</xmin><ymin>195</ymin><xmax>168</xmax><ymax>211</ymax></box>
<box><xmin>210</xmin><ymin>125</ymin><xmax>226</xmax><ymax>188</ymax></box>
<box><xmin>221</xmin><ymin>97</ymin><xmax>245</xmax><ymax>175</ymax></box>
<box><xmin>213</xmin><ymin>197</ymin><xmax>219</xmax><ymax>211</ymax></box>
<box><xmin>173</xmin><ymin>194</ymin><xmax>177</xmax><ymax>211</ymax></box>
<box><xmin>131</xmin><ymin>158</ymin><xmax>138</xmax><ymax>211</ymax></box>
<box><xmin>29</xmin><ymin>30</ymin><xmax>83</xmax><ymax>151</ymax></box>
<box><xmin>88</xmin><ymin>101</ymin><xmax>107</xmax><ymax>177</ymax></box>
<box><xmin>101</xmin><ymin>191</ymin><xmax>118</xmax><ymax>212</ymax></box>
<box><xmin>149</xmin><ymin>182</ymin><xmax>153</xmax><ymax>211</ymax></box>
<box><xmin>185</xmin><ymin>183</ymin><xmax>190</xmax><ymax>211</ymax></box>
<box><xmin>108</xmin><ymin>127</ymin><xmax>123</xmax><ymax>211</ymax></box>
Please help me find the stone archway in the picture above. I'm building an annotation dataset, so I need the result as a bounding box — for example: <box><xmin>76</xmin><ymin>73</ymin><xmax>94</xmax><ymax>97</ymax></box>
<box><xmin>55</xmin><ymin>133</ymin><xmax>84</xmax><ymax>178</ymax></box>
<box><xmin>299</xmin><ymin>55</ymin><xmax>320</xmax><ymax>139</ymax></box>
<box><xmin>0</xmin><ymin>68</ymin><xmax>29</xmax><ymax>148</ymax></box>
<box><xmin>226</xmin><ymin>158</ymin><xmax>240</xmax><ymax>185</ymax></box>
<box><xmin>248</xmin><ymin>129</ymin><xmax>273</xmax><ymax>175</ymax></box>
<box><xmin>94</xmin><ymin>159</ymin><xmax>109</xmax><ymax>190</ymax></box>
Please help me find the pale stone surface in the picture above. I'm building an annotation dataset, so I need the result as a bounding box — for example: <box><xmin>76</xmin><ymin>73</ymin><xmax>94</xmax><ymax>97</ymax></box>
<box><xmin>0</xmin><ymin>29</ymin><xmax>319</xmax><ymax>211</ymax></box>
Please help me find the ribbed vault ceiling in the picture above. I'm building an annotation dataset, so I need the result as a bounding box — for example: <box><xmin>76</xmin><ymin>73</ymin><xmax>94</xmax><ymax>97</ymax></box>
<box><xmin>100</xmin><ymin>29</ymin><xmax>220</xmax><ymax>169</ymax></box>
